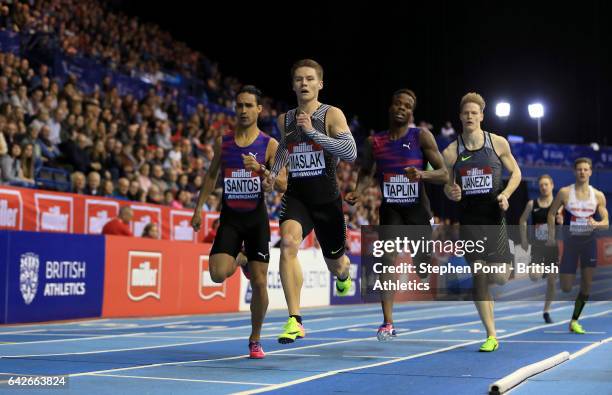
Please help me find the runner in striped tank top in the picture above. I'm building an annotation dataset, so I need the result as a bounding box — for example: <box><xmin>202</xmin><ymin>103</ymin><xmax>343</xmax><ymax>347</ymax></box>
<box><xmin>265</xmin><ymin>59</ymin><xmax>358</xmax><ymax>344</ymax></box>
<box><xmin>442</xmin><ymin>92</ymin><xmax>522</xmax><ymax>352</ymax></box>
<box><xmin>191</xmin><ymin>86</ymin><xmax>286</xmax><ymax>359</ymax></box>
<box><xmin>346</xmin><ymin>89</ymin><xmax>448</xmax><ymax>341</ymax></box>
<box><xmin>519</xmin><ymin>174</ymin><xmax>563</xmax><ymax>323</ymax></box>
<box><xmin>546</xmin><ymin>158</ymin><xmax>609</xmax><ymax>334</ymax></box>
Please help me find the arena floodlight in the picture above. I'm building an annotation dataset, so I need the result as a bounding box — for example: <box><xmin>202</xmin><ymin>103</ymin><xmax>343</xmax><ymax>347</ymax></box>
<box><xmin>528</xmin><ymin>103</ymin><xmax>544</xmax><ymax>119</ymax></box>
<box><xmin>495</xmin><ymin>102</ymin><xmax>511</xmax><ymax>117</ymax></box>
<box><xmin>528</xmin><ymin>103</ymin><xmax>545</xmax><ymax>143</ymax></box>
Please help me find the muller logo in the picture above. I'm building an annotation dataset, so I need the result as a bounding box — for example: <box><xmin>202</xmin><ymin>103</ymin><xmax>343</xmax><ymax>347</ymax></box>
<box><xmin>0</xmin><ymin>189</ymin><xmax>22</xmax><ymax>230</ymax></box>
<box><xmin>127</xmin><ymin>251</ymin><xmax>162</xmax><ymax>301</ymax></box>
<box><xmin>199</xmin><ymin>255</ymin><xmax>226</xmax><ymax>300</ymax></box>
<box><xmin>35</xmin><ymin>194</ymin><xmax>73</xmax><ymax>233</ymax></box>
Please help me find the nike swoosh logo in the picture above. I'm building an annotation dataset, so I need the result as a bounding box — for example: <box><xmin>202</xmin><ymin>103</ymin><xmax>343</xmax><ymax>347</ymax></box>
<box><xmin>534</xmin><ymin>208</ymin><xmax>541</xmax><ymax>211</ymax></box>
<box><xmin>460</xmin><ymin>155</ymin><xmax>472</xmax><ymax>161</ymax></box>
<box><xmin>331</xmin><ymin>247</ymin><xmax>343</xmax><ymax>255</ymax></box>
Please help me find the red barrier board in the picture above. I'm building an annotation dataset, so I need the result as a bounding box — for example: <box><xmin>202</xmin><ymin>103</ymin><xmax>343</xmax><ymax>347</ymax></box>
<box><xmin>102</xmin><ymin>237</ymin><xmax>240</xmax><ymax>317</ymax></box>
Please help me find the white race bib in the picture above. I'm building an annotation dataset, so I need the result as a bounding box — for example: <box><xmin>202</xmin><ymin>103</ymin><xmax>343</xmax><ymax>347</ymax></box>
<box><xmin>288</xmin><ymin>142</ymin><xmax>325</xmax><ymax>178</ymax></box>
<box><xmin>382</xmin><ymin>173</ymin><xmax>419</xmax><ymax>204</ymax></box>
<box><xmin>535</xmin><ymin>223</ymin><xmax>548</xmax><ymax>241</ymax></box>
<box><xmin>461</xmin><ymin>167</ymin><xmax>493</xmax><ymax>195</ymax></box>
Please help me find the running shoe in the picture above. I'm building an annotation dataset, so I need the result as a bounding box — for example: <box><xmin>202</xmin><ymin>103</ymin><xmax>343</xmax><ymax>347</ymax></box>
<box><xmin>249</xmin><ymin>341</ymin><xmax>265</xmax><ymax>359</ymax></box>
<box><xmin>278</xmin><ymin>317</ymin><xmax>305</xmax><ymax>344</ymax></box>
<box><xmin>335</xmin><ymin>276</ymin><xmax>352</xmax><ymax>296</ymax></box>
<box><xmin>569</xmin><ymin>321</ymin><xmax>586</xmax><ymax>334</ymax></box>
<box><xmin>543</xmin><ymin>312</ymin><xmax>553</xmax><ymax>324</ymax></box>
<box><xmin>479</xmin><ymin>336</ymin><xmax>499</xmax><ymax>352</ymax></box>
<box><xmin>377</xmin><ymin>323</ymin><xmax>397</xmax><ymax>341</ymax></box>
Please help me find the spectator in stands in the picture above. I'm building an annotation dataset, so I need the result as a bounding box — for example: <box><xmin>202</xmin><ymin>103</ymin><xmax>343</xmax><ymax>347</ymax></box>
<box><xmin>61</xmin><ymin>133</ymin><xmax>93</xmax><ymax>173</ymax></box>
<box><xmin>203</xmin><ymin>193</ymin><xmax>219</xmax><ymax>212</ymax></box>
<box><xmin>127</xmin><ymin>179</ymin><xmax>144</xmax><ymax>202</ymax></box>
<box><xmin>150</xmin><ymin>164</ymin><xmax>168</xmax><ymax>192</ymax></box>
<box><xmin>137</xmin><ymin>162</ymin><xmax>152</xmax><ymax>193</ymax></box>
<box><xmin>142</xmin><ymin>222</ymin><xmax>159</xmax><ymax>239</ymax></box>
<box><xmin>101</xmin><ymin>179</ymin><xmax>114</xmax><ymax>198</ymax></box>
<box><xmin>85</xmin><ymin>171</ymin><xmax>101</xmax><ymax>196</ymax></box>
<box><xmin>102</xmin><ymin>206</ymin><xmax>133</xmax><ymax>237</ymax></box>
<box><xmin>0</xmin><ymin>143</ymin><xmax>35</xmax><ymax>186</ymax></box>
<box><xmin>146</xmin><ymin>183</ymin><xmax>163</xmax><ymax>205</ymax></box>
<box><xmin>113</xmin><ymin>177</ymin><xmax>130</xmax><ymax>200</ymax></box>
<box><xmin>442</xmin><ymin>121</ymin><xmax>455</xmax><ymax>138</ymax></box>
<box><xmin>0</xmin><ymin>126</ymin><xmax>7</xmax><ymax>155</ymax></box>
<box><xmin>33</xmin><ymin>125</ymin><xmax>56</xmax><ymax>163</ymax></box>
<box><xmin>71</xmin><ymin>171</ymin><xmax>86</xmax><ymax>194</ymax></box>
<box><xmin>20</xmin><ymin>142</ymin><xmax>37</xmax><ymax>180</ymax></box>
<box><xmin>163</xmin><ymin>189</ymin><xmax>181</xmax><ymax>208</ymax></box>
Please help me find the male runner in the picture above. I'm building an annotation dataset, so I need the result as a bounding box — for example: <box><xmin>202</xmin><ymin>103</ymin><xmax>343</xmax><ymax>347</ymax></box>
<box><xmin>265</xmin><ymin>59</ymin><xmax>357</xmax><ymax>343</ymax></box>
<box><xmin>442</xmin><ymin>92</ymin><xmax>522</xmax><ymax>352</ymax></box>
<box><xmin>519</xmin><ymin>174</ymin><xmax>562</xmax><ymax>323</ymax></box>
<box><xmin>546</xmin><ymin>158</ymin><xmax>608</xmax><ymax>334</ymax></box>
<box><xmin>346</xmin><ymin>89</ymin><xmax>448</xmax><ymax>340</ymax></box>
<box><xmin>191</xmin><ymin>85</ymin><xmax>285</xmax><ymax>358</ymax></box>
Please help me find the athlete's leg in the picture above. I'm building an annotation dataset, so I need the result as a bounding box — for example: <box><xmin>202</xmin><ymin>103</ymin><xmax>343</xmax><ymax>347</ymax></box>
<box><xmin>209</xmin><ymin>253</ymin><xmax>240</xmax><ymax>282</ymax></box>
<box><xmin>473</xmin><ymin>264</ymin><xmax>496</xmax><ymax>338</ymax></box>
<box><xmin>544</xmin><ymin>271</ymin><xmax>556</xmax><ymax>313</ymax></box>
<box><xmin>280</xmin><ymin>220</ymin><xmax>304</xmax><ymax>316</ymax></box>
<box><xmin>248</xmin><ymin>260</ymin><xmax>269</xmax><ymax>343</ymax></box>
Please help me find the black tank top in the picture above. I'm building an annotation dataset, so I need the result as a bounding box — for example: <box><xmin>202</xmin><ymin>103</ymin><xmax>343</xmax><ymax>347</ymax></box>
<box><xmin>531</xmin><ymin>199</ymin><xmax>552</xmax><ymax>245</ymax></box>
<box><xmin>453</xmin><ymin>131</ymin><xmax>503</xmax><ymax>216</ymax></box>
<box><xmin>284</xmin><ymin>104</ymin><xmax>339</xmax><ymax>204</ymax></box>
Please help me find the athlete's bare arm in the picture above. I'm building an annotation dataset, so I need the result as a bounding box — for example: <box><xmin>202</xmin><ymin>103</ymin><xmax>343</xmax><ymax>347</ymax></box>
<box><xmin>491</xmin><ymin>133</ymin><xmax>522</xmax><ymax>210</ymax></box>
<box><xmin>547</xmin><ymin>187</ymin><xmax>569</xmax><ymax>245</ymax></box>
<box><xmin>442</xmin><ymin>141</ymin><xmax>461</xmax><ymax>201</ymax></box>
<box><xmin>191</xmin><ymin>135</ymin><xmax>222</xmax><ymax>231</ymax></box>
<box><xmin>592</xmin><ymin>189</ymin><xmax>609</xmax><ymax>229</ymax></box>
<box><xmin>416</xmin><ymin>128</ymin><xmax>449</xmax><ymax>184</ymax></box>
<box><xmin>519</xmin><ymin>200</ymin><xmax>534</xmax><ymax>249</ymax></box>
<box><xmin>297</xmin><ymin>106</ymin><xmax>357</xmax><ymax>162</ymax></box>
<box><xmin>345</xmin><ymin>136</ymin><xmax>375</xmax><ymax>206</ymax></box>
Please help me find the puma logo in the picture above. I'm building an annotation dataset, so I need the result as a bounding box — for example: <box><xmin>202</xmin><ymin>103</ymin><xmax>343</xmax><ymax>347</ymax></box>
<box><xmin>257</xmin><ymin>252</ymin><xmax>269</xmax><ymax>259</ymax></box>
<box><xmin>402</xmin><ymin>143</ymin><xmax>411</xmax><ymax>149</ymax></box>
<box><xmin>249</xmin><ymin>152</ymin><xmax>258</xmax><ymax>158</ymax></box>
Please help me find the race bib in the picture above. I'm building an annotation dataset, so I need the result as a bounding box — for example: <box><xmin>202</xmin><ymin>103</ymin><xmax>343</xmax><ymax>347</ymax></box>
<box><xmin>382</xmin><ymin>173</ymin><xmax>419</xmax><ymax>204</ymax></box>
<box><xmin>569</xmin><ymin>216</ymin><xmax>592</xmax><ymax>235</ymax></box>
<box><xmin>288</xmin><ymin>142</ymin><xmax>326</xmax><ymax>178</ymax></box>
<box><xmin>460</xmin><ymin>166</ymin><xmax>493</xmax><ymax>195</ymax></box>
<box><xmin>535</xmin><ymin>223</ymin><xmax>548</xmax><ymax>241</ymax></box>
<box><xmin>224</xmin><ymin>168</ymin><xmax>261</xmax><ymax>200</ymax></box>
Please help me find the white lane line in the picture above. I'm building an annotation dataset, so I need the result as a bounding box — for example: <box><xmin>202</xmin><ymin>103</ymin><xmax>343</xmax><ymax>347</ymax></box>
<box><xmin>66</xmin><ymin>302</ymin><xmax>591</xmax><ymax>379</ymax></box>
<box><xmin>568</xmin><ymin>336</ymin><xmax>612</xmax><ymax>360</ymax></box>
<box><xmin>390</xmin><ymin>339</ymin><xmax>596</xmax><ymax>344</ymax></box>
<box><xmin>268</xmin><ymin>353</ymin><xmax>321</xmax><ymax>357</ymax></box>
<box><xmin>543</xmin><ymin>331</ymin><xmax>606</xmax><ymax>334</ymax></box>
<box><xmin>235</xmin><ymin>308</ymin><xmax>612</xmax><ymax>395</ymax></box>
<box><xmin>0</xmin><ymin>329</ymin><xmax>46</xmax><ymax>335</ymax></box>
<box><xmin>56</xmin><ymin>320</ymin><xmax>192</xmax><ymax>332</ymax></box>
<box><xmin>0</xmin><ymin>332</ymin><xmax>147</xmax><ymax>347</ymax></box>
<box><xmin>507</xmin><ymin>336</ymin><xmax>612</xmax><ymax>394</ymax></box>
<box><xmin>343</xmin><ymin>355</ymin><xmax>397</xmax><ymax>359</ymax></box>
<box><xmin>0</xmin><ymin>302</ymin><xmax>497</xmax><ymax>356</ymax></box>
<box><xmin>89</xmin><ymin>373</ymin><xmax>272</xmax><ymax>386</ymax></box>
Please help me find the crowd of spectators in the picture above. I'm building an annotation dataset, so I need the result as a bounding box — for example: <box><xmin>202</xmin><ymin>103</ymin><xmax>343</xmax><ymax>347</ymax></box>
<box><xmin>0</xmin><ymin>0</ymin><xmax>460</xmax><ymax>230</ymax></box>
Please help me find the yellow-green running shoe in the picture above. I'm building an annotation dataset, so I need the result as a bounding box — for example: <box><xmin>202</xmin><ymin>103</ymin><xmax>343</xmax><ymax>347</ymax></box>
<box><xmin>278</xmin><ymin>317</ymin><xmax>305</xmax><ymax>344</ymax></box>
<box><xmin>479</xmin><ymin>336</ymin><xmax>499</xmax><ymax>352</ymax></box>
<box><xmin>335</xmin><ymin>276</ymin><xmax>352</xmax><ymax>296</ymax></box>
<box><xmin>569</xmin><ymin>321</ymin><xmax>586</xmax><ymax>334</ymax></box>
